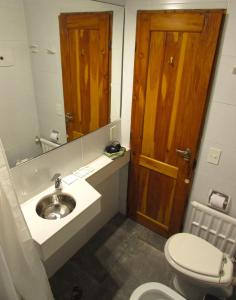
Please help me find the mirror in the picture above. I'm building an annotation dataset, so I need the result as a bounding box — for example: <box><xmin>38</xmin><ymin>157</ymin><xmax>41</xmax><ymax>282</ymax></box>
<box><xmin>0</xmin><ymin>0</ymin><xmax>124</xmax><ymax>168</ymax></box>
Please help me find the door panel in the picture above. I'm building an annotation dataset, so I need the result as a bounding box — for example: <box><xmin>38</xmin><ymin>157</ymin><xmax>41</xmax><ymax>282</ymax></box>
<box><xmin>150</xmin><ymin>12</ymin><xmax>205</xmax><ymax>32</ymax></box>
<box><xmin>137</xmin><ymin>167</ymin><xmax>177</xmax><ymax>225</ymax></box>
<box><xmin>128</xmin><ymin>10</ymin><xmax>224</xmax><ymax>237</ymax></box>
<box><xmin>59</xmin><ymin>12</ymin><xmax>112</xmax><ymax>141</ymax></box>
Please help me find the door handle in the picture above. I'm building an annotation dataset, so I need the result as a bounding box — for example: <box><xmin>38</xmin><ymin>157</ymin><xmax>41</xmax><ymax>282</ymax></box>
<box><xmin>176</xmin><ymin>148</ymin><xmax>191</xmax><ymax>161</ymax></box>
<box><xmin>65</xmin><ymin>112</ymin><xmax>73</xmax><ymax>123</ymax></box>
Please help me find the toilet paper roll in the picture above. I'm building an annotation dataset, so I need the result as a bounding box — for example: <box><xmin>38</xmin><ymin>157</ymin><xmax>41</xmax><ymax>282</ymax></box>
<box><xmin>50</xmin><ymin>131</ymin><xmax>59</xmax><ymax>142</ymax></box>
<box><xmin>209</xmin><ymin>193</ymin><xmax>225</xmax><ymax>209</ymax></box>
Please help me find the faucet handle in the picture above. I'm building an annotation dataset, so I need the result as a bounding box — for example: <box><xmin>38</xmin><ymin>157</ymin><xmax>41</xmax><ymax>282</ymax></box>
<box><xmin>55</xmin><ymin>176</ymin><xmax>62</xmax><ymax>186</ymax></box>
<box><xmin>51</xmin><ymin>173</ymin><xmax>61</xmax><ymax>182</ymax></box>
<box><xmin>51</xmin><ymin>173</ymin><xmax>62</xmax><ymax>191</ymax></box>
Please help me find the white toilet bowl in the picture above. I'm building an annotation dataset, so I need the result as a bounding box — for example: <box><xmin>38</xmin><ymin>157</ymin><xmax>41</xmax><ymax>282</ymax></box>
<box><xmin>164</xmin><ymin>233</ymin><xmax>234</xmax><ymax>300</ymax></box>
<box><xmin>130</xmin><ymin>282</ymin><xmax>186</xmax><ymax>300</ymax></box>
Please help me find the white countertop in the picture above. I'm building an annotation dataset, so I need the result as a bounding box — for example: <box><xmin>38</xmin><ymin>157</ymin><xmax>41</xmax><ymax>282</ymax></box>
<box><xmin>21</xmin><ymin>152</ymin><xmax>130</xmax><ymax>260</ymax></box>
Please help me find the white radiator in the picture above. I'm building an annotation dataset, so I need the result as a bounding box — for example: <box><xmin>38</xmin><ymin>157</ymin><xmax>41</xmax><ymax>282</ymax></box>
<box><xmin>40</xmin><ymin>138</ymin><xmax>60</xmax><ymax>153</ymax></box>
<box><xmin>186</xmin><ymin>201</ymin><xmax>236</xmax><ymax>258</ymax></box>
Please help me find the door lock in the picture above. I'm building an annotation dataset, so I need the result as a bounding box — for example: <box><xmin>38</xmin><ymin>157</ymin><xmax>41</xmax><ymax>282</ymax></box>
<box><xmin>176</xmin><ymin>148</ymin><xmax>191</xmax><ymax>161</ymax></box>
<box><xmin>65</xmin><ymin>112</ymin><xmax>73</xmax><ymax>123</ymax></box>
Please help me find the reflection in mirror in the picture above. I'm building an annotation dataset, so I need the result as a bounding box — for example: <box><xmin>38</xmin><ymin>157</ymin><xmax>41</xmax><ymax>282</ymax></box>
<box><xmin>60</xmin><ymin>12</ymin><xmax>112</xmax><ymax>141</ymax></box>
<box><xmin>0</xmin><ymin>0</ymin><xmax>124</xmax><ymax>167</ymax></box>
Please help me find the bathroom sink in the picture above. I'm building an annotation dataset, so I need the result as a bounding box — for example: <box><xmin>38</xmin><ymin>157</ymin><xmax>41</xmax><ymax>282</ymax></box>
<box><xmin>36</xmin><ymin>193</ymin><xmax>76</xmax><ymax>220</ymax></box>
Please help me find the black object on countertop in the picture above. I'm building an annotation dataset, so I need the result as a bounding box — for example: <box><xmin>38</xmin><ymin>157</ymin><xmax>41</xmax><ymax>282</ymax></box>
<box><xmin>105</xmin><ymin>141</ymin><xmax>121</xmax><ymax>153</ymax></box>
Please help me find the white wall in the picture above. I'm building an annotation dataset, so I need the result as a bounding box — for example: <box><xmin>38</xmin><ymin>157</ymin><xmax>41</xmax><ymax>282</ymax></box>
<box><xmin>23</xmin><ymin>0</ymin><xmax>124</xmax><ymax>144</ymax></box>
<box><xmin>121</xmin><ymin>0</ymin><xmax>236</xmax><ymax>220</ymax></box>
<box><xmin>0</xmin><ymin>0</ymin><xmax>41</xmax><ymax>167</ymax></box>
<box><xmin>184</xmin><ymin>0</ymin><xmax>236</xmax><ymax>223</ymax></box>
<box><xmin>11</xmin><ymin>120</ymin><xmax>121</xmax><ymax>203</ymax></box>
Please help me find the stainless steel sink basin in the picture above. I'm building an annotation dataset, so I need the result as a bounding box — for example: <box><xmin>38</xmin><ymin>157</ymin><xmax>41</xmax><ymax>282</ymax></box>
<box><xmin>36</xmin><ymin>193</ymin><xmax>76</xmax><ymax>220</ymax></box>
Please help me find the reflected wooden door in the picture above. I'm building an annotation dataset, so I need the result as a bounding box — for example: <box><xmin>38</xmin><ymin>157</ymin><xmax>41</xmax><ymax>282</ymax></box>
<box><xmin>128</xmin><ymin>10</ymin><xmax>224</xmax><ymax>237</ymax></box>
<box><xmin>59</xmin><ymin>12</ymin><xmax>112</xmax><ymax>141</ymax></box>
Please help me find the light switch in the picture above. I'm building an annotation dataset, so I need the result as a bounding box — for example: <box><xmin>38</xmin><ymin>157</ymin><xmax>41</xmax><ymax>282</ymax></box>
<box><xmin>207</xmin><ymin>147</ymin><xmax>222</xmax><ymax>165</ymax></box>
<box><xmin>56</xmin><ymin>104</ymin><xmax>63</xmax><ymax>116</ymax></box>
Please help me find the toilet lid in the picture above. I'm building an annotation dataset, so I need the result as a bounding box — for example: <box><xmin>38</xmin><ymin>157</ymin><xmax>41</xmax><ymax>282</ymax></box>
<box><xmin>168</xmin><ymin>233</ymin><xmax>223</xmax><ymax>277</ymax></box>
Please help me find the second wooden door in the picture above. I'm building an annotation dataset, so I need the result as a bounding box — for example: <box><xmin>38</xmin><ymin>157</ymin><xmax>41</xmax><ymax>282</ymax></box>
<box><xmin>60</xmin><ymin>12</ymin><xmax>112</xmax><ymax>141</ymax></box>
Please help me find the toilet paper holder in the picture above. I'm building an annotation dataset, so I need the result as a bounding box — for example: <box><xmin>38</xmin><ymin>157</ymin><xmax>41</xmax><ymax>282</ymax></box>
<box><xmin>50</xmin><ymin>130</ymin><xmax>60</xmax><ymax>142</ymax></box>
<box><xmin>208</xmin><ymin>190</ymin><xmax>231</xmax><ymax>213</ymax></box>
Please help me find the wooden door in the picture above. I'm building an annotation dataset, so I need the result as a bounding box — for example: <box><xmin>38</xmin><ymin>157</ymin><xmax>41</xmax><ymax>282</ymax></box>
<box><xmin>128</xmin><ymin>10</ymin><xmax>224</xmax><ymax>237</ymax></box>
<box><xmin>59</xmin><ymin>12</ymin><xmax>112</xmax><ymax>141</ymax></box>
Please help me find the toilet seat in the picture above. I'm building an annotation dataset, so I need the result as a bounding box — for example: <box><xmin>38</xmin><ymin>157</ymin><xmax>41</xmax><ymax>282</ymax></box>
<box><xmin>168</xmin><ymin>233</ymin><xmax>223</xmax><ymax>277</ymax></box>
<box><xmin>130</xmin><ymin>282</ymin><xmax>186</xmax><ymax>300</ymax></box>
<box><xmin>165</xmin><ymin>233</ymin><xmax>233</xmax><ymax>285</ymax></box>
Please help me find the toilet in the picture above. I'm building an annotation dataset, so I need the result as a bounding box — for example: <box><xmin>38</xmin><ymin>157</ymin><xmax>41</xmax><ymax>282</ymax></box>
<box><xmin>164</xmin><ymin>233</ymin><xmax>234</xmax><ymax>300</ymax></box>
<box><xmin>130</xmin><ymin>282</ymin><xmax>186</xmax><ymax>300</ymax></box>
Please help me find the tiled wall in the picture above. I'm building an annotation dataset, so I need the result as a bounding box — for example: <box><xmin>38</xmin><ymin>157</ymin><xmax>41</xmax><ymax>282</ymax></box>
<box><xmin>184</xmin><ymin>0</ymin><xmax>236</xmax><ymax>222</ymax></box>
<box><xmin>0</xmin><ymin>0</ymin><xmax>41</xmax><ymax>166</ymax></box>
<box><xmin>11</xmin><ymin>120</ymin><xmax>121</xmax><ymax>204</ymax></box>
<box><xmin>23</xmin><ymin>0</ymin><xmax>124</xmax><ymax>143</ymax></box>
<box><xmin>121</xmin><ymin>0</ymin><xmax>236</xmax><ymax>219</ymax></box>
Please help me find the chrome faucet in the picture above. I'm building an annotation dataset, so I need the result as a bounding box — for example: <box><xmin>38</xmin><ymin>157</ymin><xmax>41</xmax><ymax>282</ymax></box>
<box><xmin>51</xmin><ymin>173</ymin><xmax>62</xmax><ymax>192</ymax></box>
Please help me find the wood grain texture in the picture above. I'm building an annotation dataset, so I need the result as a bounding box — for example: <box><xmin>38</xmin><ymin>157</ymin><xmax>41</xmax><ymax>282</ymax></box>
<box><xmin>150</xmin><ymin>12</ymin><xmax>205</xmax><ymax>32</ymax></box>
<box><xmin>59</xmin><ymin>12</ymin><xmax>112</xmax><ymax>141</ymax></box>
<box><xmin>139</xmin><ymin>155</ymin><xmax>178</xmax><ymax>179</ymax></box>
<box><xmin>141</xmin><ymin>31</ymin><xmax>166</xmax><ymax>157</ymax></box>
<box><xmin>128</xmin><ymin>10</ymin><xmax>225</xmax><ymax>237</ymax></box>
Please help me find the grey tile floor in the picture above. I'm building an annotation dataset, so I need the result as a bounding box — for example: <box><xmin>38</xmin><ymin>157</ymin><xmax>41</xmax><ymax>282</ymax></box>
<box><xmin>50</xmin><ymin>214</ymin><xmax>236</xmax><ymax>300</ymax></box>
